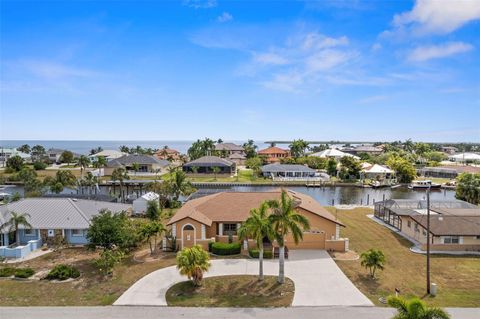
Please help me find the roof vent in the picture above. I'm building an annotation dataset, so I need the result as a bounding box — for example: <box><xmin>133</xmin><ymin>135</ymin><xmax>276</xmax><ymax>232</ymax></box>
<box><xmin>72</xmin><ymin>198</ymin><xmax>78</xmax><ymax>202</ymax></box>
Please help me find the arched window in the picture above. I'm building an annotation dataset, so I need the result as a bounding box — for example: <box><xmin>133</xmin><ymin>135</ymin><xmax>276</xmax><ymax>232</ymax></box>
<box><xmin>183</xmin><ymin>225</ymin><xmax>194</xmax><ymax>231</ymax></box>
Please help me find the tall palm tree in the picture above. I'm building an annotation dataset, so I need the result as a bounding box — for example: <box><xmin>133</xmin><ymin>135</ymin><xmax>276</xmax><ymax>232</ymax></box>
<box><xmin>76</xmin><ymin>155</ymin><xmax>91</xmax><ymax>179</ymax></box>
<box><xmin>268</xmin><ymin>190</ymin><xmax>310</xmax><ymax>284</ymax></box>
<box><xmin>238</xmin><ymin>201</ymin><xmax>274</xmax><ymax>281</ymax></box>
<box><xmin>131</xmin><ymin>162</ymin><xmax>140</xmax><ymax>176</ymax></box>
<box><xmin>169</xmin><ymin>170</ymin><xmax>194</xmax><ymax>202</ymax></box>
<box><xmin>94</xmin><ymin>156</ymin><xmax>107</xmax><ymax>177</ymax></box>
<box><xmin>176</xmin><ymin>245</ymin><xmax>211</xmax><ymax>286</ymax></box>
<box><xmin>387</xmin><ymin>296</ymin><xmax>450</xmax><ymax>319</ymax></box>
<box><xmin>0</xmin><ymin>211</ymin><xmax>33</xmax><ymax>245</ymax></box>
<box><xmin>211</xmin><ymin>166</ymin><xmax>221</xmax><ymax>180</ymax></box>
<box><xmin>111</xmin><ymin>168</ymin><xmax>129</xmax><ymax>202</ymax></box>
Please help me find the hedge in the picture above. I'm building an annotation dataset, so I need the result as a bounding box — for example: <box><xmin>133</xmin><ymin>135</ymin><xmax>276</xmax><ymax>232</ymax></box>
<box><xmin>211</xmin><ymin>242</ymin><xmax>241</xmax><ymax>255</ymax></box>
<box><xmin>14</xmin><ymin>268</ymin><xmax>35</xmax><ymax>278</ymax></box>
<box><xmin>249</xmin><ymin>249</ymin><xmax>273</xmax><ymax>259</ymax></box>
<box><xmin>46</xmin><ymin>264</ymin><xmax>80</xmax><ymax>281</ymax></box>
<box><xmin>0</xmin><ymin>267</ymin><xmax>15</xmax><ymax>277</ymax></box>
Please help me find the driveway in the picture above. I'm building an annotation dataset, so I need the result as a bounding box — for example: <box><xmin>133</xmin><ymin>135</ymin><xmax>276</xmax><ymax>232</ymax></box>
<box><xmin>114</xmin><ymin>250</ymin><xmax>372</xmax><ymax>307</ymax></box>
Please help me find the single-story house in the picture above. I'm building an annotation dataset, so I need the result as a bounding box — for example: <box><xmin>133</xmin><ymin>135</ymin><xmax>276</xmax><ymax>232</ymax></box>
<box><xmin>418</xmin><ymin>165</ymin><xmax>480</xmax><ymax>179</ymax></box>
<box><xmin>342</xmin><ymin>145</ymin><xmax>384</xmax><ymax>156</ymax></box>
<box><xmin>374</xmin><ymin>199</ymin><xmax>480</xmax><ymax>252</ymax></box>
<box><xmin>441</xmin><ymin>146</ymin><xmax>458</xmax><ymax>155</ymax></box>
<box><xmin>261</xmin><ymin>164</ymin><xmax>319</xmax><ymax>180</ymax></box>
<box><xmin>155</xmin><ymin>148</ymin><xmax>181</xmax><ymax>161</ymax></box>
<box><xmin>132</xmin><ymin>192</ymin><xmax>159</xmax><ymax>214</ymax></box>
<box><xmin>104</xmin><ymin>154</ymin><xmax>170</xmax><ymax>175</ymax></box>
<box><xmin>47</xmin><ymin>148</ymin><xmax>81</xmax><ymax>164</ymax></box>
<box><xmin>361</xmin><ymin>164</ymin><xmax>395</xmax><ymax>181</ymax></box>
<box><xmin>449</xmin><ymin>152</ymin><xmax>480</xmax><ymax>163</ymax></box>
<box><xmin>166</xmin><ymin>190</ymin><xmax>348</xmax><ymax>252</ymax></box>
<box><xmin>257</xmin><ymin>146</ymin><xmax>290</xmax><ymax>164</ymax></box>
<box><xmin>0</xmin><ymin>198</ymin><xmax>131</xmax><ymax>258</ymax></box>
<box><xmin>215</xmin><ymin>143</ymin><xmax>245</xmax><ymax>157</ymax></box>
<box><xmin>0</xmin><ymin>148</ymin><xmax>31</xmax><ymax>167</ymax></box>
<box><xmin>89</xmin><ymin>150</ymin><xmax>126</xmax><ymax>162</ymax></box>
<box><xmin>183</xmin><ymin>156</ymin><xmax>236</xmax><ymax>175</ymax></box>
<box><xmin>310</xmin><ymin>149</ymin><xmax>360</xmax><ymax>160</ymax></box>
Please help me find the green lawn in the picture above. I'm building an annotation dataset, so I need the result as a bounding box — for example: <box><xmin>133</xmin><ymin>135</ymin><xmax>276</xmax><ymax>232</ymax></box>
<box><xmin>166</xmin><ymin>275</ymin><xmax>294</xmax><ymax>307</ymax></box>
<box><xmin>327</xmin><ymin>207</ymin><xmax>480</xmax><ymax>307</ymax></box>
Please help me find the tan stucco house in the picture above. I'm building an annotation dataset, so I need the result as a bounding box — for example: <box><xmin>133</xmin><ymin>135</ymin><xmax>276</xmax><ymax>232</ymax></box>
<box><xmin>166</xmin><ymin>190</ymin><xmax>348</xmax><ymax>252</ymax></box>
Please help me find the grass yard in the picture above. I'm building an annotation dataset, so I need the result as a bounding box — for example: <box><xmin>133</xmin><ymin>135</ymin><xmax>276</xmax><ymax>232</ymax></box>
<box><xmin>166</xmin><ymin>275</ymin><xmax>294</xmax><ymax>307</ymax></box>
<box><xmin>0</xmin><ymin>247</ymin><xmax>177</xmax><ymax>306</ymax></box>
<box><xmin>326</xmin><ymin>207</ymin><xmax>480</xmax><ymax>307</ymax></box>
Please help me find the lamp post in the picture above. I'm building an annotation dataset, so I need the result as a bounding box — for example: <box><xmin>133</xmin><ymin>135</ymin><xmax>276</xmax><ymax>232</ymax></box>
<box><xmin>426</xmin><ymin>185</ymin><xmax>431</xmax><ymax>294</ymax></box>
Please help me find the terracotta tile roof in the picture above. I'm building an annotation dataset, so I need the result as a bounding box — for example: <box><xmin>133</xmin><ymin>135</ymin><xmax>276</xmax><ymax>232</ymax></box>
<box><xmin>167</xmin><ymin>189</ymin><xmax>344</xmax><ymax>227</ymax></box>
<box><xmin>258</xmin><ymin>146</ymin><xmax>289</xmax><ymax>155</ymax></box>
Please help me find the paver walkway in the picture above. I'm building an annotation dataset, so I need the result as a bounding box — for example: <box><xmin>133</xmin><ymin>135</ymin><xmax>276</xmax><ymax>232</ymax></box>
<box><xmin>114</xmin><ymin>250</ymin><xmax>372</xmax><ymax>307</ymax></box>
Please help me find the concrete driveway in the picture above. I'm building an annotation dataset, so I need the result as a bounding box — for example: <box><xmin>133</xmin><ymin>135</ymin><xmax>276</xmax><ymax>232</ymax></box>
<box><xmin>114</xmin><ymin>250</ymin><xmax>372</xmax><ymax>307</ymax></box>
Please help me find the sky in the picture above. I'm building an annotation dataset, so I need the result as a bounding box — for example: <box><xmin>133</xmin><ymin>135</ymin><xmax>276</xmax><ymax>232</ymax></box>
<box><xmin>0</xmin><ymin>0</ymin><xmax>479</xmax><ymax>142</ymax></box>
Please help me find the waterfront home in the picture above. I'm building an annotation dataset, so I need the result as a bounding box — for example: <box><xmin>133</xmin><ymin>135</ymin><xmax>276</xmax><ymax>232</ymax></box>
<box><xmin>0</xmin><ymin>148</ymin><xmax>31</xmax><ymax>167</ymax></box>
<box><xmin>104</xmin><ymin>154</ymin><xmax>170</xmax><ymax>175</ymax></box>
<box><xmin>47</xmin><ymin>148</ymin><xmax>81</xmax><ymax>164</ymax></box>
<box><xmin>374</xmin><ymin>199</ymin><xmax>480</xmax><ymax>252</ymax></box>
<box><xmin>183</xmin><ymin>156</ymin><xmax>236</xmax><ymax>176</ymax></box>
<box><xmin>214</xmin><ymin>143</ymin><xmax>245</xmax><ymax>157</ymax></box>
<box><xmin>0</xmin><ymin>198</ymin><xmax>131</xmax><ymax>259</ymax></box>
<box><xmin>261</xmin><ymin>164</ymin><xmax>323</xmax><ymax>181</ymax></box>
<box><xmin>361</xmin><ymin>163</ymin><xmax>396</xmax><ymax>185</ymax></box>
<box><xmin>310</xmin><ymin>148</ymin><xmax>360</xmax><ymax>160</ymax></box>
<box><xmin>132</xmin><ymin>192</ymin><xmax>159</xmax><ymax>214</ymax></box>
<box><xmin>257</xmin><ymin>146</ymin><xmax>290</xmax><ymax>164</ymax></box>
<box><xmin>166</xmin><ymin>190</ymin><xmax>348</xmax><ymax>251</ymax></box>
<box><xmin>418</xmin><ymin>165</ymin><xmax>480</xmax><ymax>179</ymax></box>
<box><xmin>89</xmin><ymin>149</ymin><xmax>126</xmax><ymax>162</ymax></box>
<box><xmin>154</xmin><ymin>148</ymin><xmax>181</xmax><ymax>161</ymax></box>
<box><xmin>448</xmin><ymin>152</ymin><xmax>480</xmax><ymax>163</ymax></box>
<box><xmin>342</xmin><ymin>145</ymin><xmax>384</xmax><ymax>156</ymax></box>
<box><xmin>227</xmin><ymin>152</ymin><xmax>247</xmax><ymax>166</ymax></box>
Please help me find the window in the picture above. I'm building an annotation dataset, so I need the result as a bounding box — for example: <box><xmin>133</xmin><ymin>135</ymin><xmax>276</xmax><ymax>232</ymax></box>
<box><xmin>183</xmin><ymin>225</ymin><xmax>194</xmax><ymax>231</ymax></box>
<box><xmin>443</xmin><ymin>236</ymin><xmax>460</xmax><ymax>244</ymax></box>
<box><xmin>24</xmin><ymin>229</ymin><xmax>35</xmax><ymax>236</ymax></box>
<box><xmin>71</xmin><ymin>229</ymin><xmax>83</xmax><ymax>237</ymax></box>
<box><xmin>414</xmin><ymin>223</ymin><xmax>419</xmax><ymax>232</ymax></box>
<box><xmin>223</xmin><ymin>223</ymin><xmax>237</xmax><ymax>235</ymax></box>
<box><xmin>422</xmin><ymin>229</ymin><xmax>427</xmax><ymax>236</ymax></box>
<box><xmin>407</xmin><ymin>220</ymin><xmax>411</xmax><ymax>228</ymax></box>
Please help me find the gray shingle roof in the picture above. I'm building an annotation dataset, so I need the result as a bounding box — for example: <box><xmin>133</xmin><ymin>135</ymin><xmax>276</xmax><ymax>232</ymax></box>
<box><xmin>0</xmin><ymin>198</ymin><xmax>131</xmax><ymax>231</ymax></box>
<box><xmin>107</xmin><ymin>155</ymin><xmax>169</xmax><ymax>167</ymax></box>
<box><xmin>261</xmin><ymin>164</ymin><xmax>316</xmax><ymax>173</ymax></box>
<box><xmin>214</xmin><ymin>143</ymin><xmax>244</xmax><ymax>151</ymax></box>
<box><xmin>184</xmin><ymin>156</ymin><xmax>234</xmax><ymax>167</ymax></box>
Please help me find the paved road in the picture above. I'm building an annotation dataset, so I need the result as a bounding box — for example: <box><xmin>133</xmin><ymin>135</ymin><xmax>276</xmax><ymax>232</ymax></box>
<box><xmin>1</xmin><ymin>307</ymin><xmax>479</xmax><ymax>319</ymax></box>
<box><xmin>114</xmin><ymin>250</ymin><xmax>372</xmax><ymax>306</ymax></box>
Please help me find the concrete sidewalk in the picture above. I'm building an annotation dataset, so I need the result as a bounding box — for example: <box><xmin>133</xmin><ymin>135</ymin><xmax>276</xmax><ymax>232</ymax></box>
<box><xmin>114</xmin><ymin>250</ymin><xmax>372</xmax><ymax>307</ymax></box>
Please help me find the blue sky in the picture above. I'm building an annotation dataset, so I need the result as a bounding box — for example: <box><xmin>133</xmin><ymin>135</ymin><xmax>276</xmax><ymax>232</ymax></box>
<box><xmin>1</xmin><ymin>0</ymin><xmax>479</xmax><ymax>142</ymax></box>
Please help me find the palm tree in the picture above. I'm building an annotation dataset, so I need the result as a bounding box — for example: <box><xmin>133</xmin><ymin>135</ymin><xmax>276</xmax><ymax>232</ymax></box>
<box><xmin>387</xmin><ymin>296</ymin><xmax>450</xmax><ymax>319</ymax></box>
<box><xmin>139</xmin><ymin>221</ymin><xmax>166</xmax><ymax>255</ymax></box>
<box><xmin>94</xmin><ymin>156</ymin><xmax>107</xmax><ymax>177</ymax></box>
<box><xmin>76</xmin><ymin>155</ymin><xmax>91</xmax><ymax>179</ymax></box>
<box><xmin>176</xmin><ymin>245</ymin><xmax>211</xmax><ymax>286</ymax></box>
<box><xmin>169</xmin><ymin>170</ymin><xmax>194</xmax><ymax>202</ymax></box>
<box><xmin>211</xmin><ymin>166</ymin><xmax>221</xmax><ymax>180</ymax></box>
<box><xmin>0</xmin><ymin>211</ymin><xmax>33</xmax><ymax>245</ymax></box>
<box><xmin>238</xmin><ymin>201</ymin><xmax>274</xmax><ymax>281</ymax></box>
<box><xmin>268</xmin><ymin>190</ymin><xmax>310</xmax><ymax>284</ymax></box>
<box><xmin>131</xmin><ymin>162</ymin><xmax>140</xmax><ymax>176</ymax></box>
<box><xmin>111</xmin><ymin>167</ymin><xmax>129</xmax><ymax>202</ymax></box>
<box><xmin>360</xmin><ymin>249</ymin><xmax>386</xmax><ymax>278</ymax></box>
<box><xmin>190</xmin><ymin>166</ymin><xmax>199</xmax><ymax>175</ymax></box>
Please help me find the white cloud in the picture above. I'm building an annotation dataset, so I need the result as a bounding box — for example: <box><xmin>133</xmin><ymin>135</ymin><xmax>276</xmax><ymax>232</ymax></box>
<box><xmin>261</xmin><ymin>72</ymin><xmax>304</xmax><ymax>93</ymax></box>
<box><xmin>253</xmin><ymin>52</ymin><xmax>289</xmax><ymax>65</ymax></box>
<box><xmin>11</xmin><ymin>60</ymin><xmax>99</xmax><ymax>80</ymax></box>
<box><xmin>407</xmin><ymin>42</ymin><xmax>473</xmax><ymax>62</ymax></box>
<box><xmin>358</xmin><ymin>94</ymin><xmax>389</xmax><ymax>104</ymax></box>
<box><xmin>217</xmin><ymin>12</ymin><xmax>233</xmax><ymax>23</ymax></box>
<box><xmin>305</xmin><ymin>49</ymin><xmax>355</xmax><ymax>72</ymax></box>
<box><xmin>389</xmin><ymin>0</ymin><xmax>480</xmax><ymax>35</ymax></box>
<box><xmin>183</xmin><ymin>0</ymin><xmax>217</xmax><ymax>9</ymax></box>
<box><xmin>301</xmin><ymin>33</ymin><xmax>349</xmax><ymax>50</ymax></box>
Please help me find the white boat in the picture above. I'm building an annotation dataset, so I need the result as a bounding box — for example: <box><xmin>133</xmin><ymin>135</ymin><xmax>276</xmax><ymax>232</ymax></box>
<box><xmin>408</xmin><ymin>180</ymin><xmax>441</xmax><ymax>190</ymax></box>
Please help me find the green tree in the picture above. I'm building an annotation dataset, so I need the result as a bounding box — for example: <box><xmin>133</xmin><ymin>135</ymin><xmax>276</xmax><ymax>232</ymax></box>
<box><xmin>238</xmin><ymin>202</ymin><xmax>274</xmax><ymax>281</ymax></box>
<box><xmin>6</xmin><ymin>155</ymin><xmax>24</xmax><ymax>171</ymax></box>
<box><xmin>93</xmin><ymin>156</ymin><xmax>107</xmax><ymax>176</ymax></box>
<box><xmin>33</xmin><ymin>161</ymin><xmax>47</xmax><ymax>170</ymax></box>
<box><xmin>11</xmin><ymin>192</ymin><xmax>21</xmax><ymax>202</ymax></box>
<box><xmin>119</xmin><ymin>145</ymin><xmax>130</xmax><ymax>153</ymax></box>
<box><xmin>168</xmin><ymin>170</ymin><xmax>194</xmax><ymax>202</ymax></box>
<box><xmin>187</xmin><ymin>138</ymin><xmax>215</xmax><ymax>160</ymax></box>
<box><xmin>339</xmin><ymin>156</ymin><xmax>362</xmax><ymax>180</ymax></box>
<box><xmin>111</xmin><ymin>168</ymin><xmax>130</xmax><ymax>202</ymax></box>
<box><xmin>76</xmin><ymin>155</ymin><xmax>91</xmax><ymax>179</ymax></box>
<box><xmin>211</xmin><ymin>166</ymin><xmax>221</xmax><ymax>180</ymax></box>
<box><xmin>242</xmin><ymin>139</ymin><xmax>258</xmax><ymax>158</ymax></box>
<box><xmin>386</xmin><ymin>155</ymin><xmax>416</xmax><ymax>183</ymax></box>
<box><xmin>89</xmin><ymin>146</ymin><xmax>103</xmax><ymax>155</ymax></box>
<box><xmin>146</xmin><ymin>181</ymin><xmax>171</xmax><ymax>211</ymax></box>
<box><xmin>146</xmin><ymin>200</ymin><xmax>161</xmax><ymax>221</ymax></box>
<box><xmin>455</xmin><ymin>173</ymin><xmax>480</xmax><ymax>205</ymax></box>
<box><xmin>387</xmin><ymin>296</ymin><xmax>450</xmax><ymax>319</ymax></box>
<box><xmin>17</xmin><ymin>167</ymin><xmax>43</xmax><ymax>195</ymax></box>
<box><xmin>139</xmin><ymin>221</ymin><xmax>165</xmax><ymax>255</ymax></box>
<box><xmin>44</xmin><ymin>170</ymin><xmax>77</xmax><ymax>194</ymax></box>
<box><xmin>327</xmin><ymin>158</ymin><xmax>337</xmax><ymax>176</ymax></box>
<box><xmin>268</xmin><ymin>190</ymin><xmax>310</xmax><ymax>284</ymax></box>
<box><xmin>289</xmin><ymin>139</ymin><xmax>309</xmax><ymax>158</ymax></box>
<box><xmin>87</xmin><ymin>209</ymin><xmax>136</xmax><ymax>250</ymax></box>
<box><xmin>0</xmin><ymin>211</ymin><xmax>32</xmax><ymax>245</ymax></box>
<box><xmin>131</xmin><ymin>162</ymin><xmax>140</xmax><ymax>175</ymax></box>
<box><xmin>414</xmin><ymin>142</ymin><xmax>432</xmax><ymax>156</ymax></box>
<box><xmin>79</xmin><ymin>171</ymin><xmax>99</xmax><ymax>195</ymax></box>
<box><xmin>245</xmin><ymin>156</ymin><xmax>263</xmax><ymax>178</ymax></box>
<box><xmin>17</xmin><ymin>144</ymin><xmax>31</xmax><ymax>154</ymax></box>
<box><xmin>60</xmin><ymin>151</ymin><xmax>74</xmax><ymax>164</ymax></box>
<box><xmin>95</xmin><ymin>248</ymin><xmax>125</xmax><ymax>276</ymax></box>
<box><xmin>176</xmin><ymin>245</ymin><xmax>211</xmax><ymax>286</ymax></box>
<box><xmin>360</xmin><ymin>249</ymin><xmax>386</xmax><ymax>278</ymax></box>
<box><xmin>31</xmin><ymin>145</ymin><xmax>46</xmax><ymax>160</ymax></box>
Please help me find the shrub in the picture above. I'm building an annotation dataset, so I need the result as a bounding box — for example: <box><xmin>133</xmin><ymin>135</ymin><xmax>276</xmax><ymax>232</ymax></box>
<box><xmin>46</xmin><ymin>264</ymin><xmax>80</xmax><ymax>281</ymax></box>
<box><xmin>14</xmin><ymin>268</ymin><xmax>35</xmax><ymax>278</ymax></box>
<box><xmin>207</xmin><ymin>241</ymin><xmax>214</xmax><ymax>252</ymax></box>
<box><xmin>33</xmin><ymin>161</ymin><xmax>47</xmax><ymax>170</ymax></box>
<box><xmin>211</xmin><ymin>242</ymin><xmax>241</xmax><ymax>255</ymax></box>
<box><xmin>249</xmin><ymin>249</ymin><xmax>273</xmax><ymax>259</ymax></box>
<box><xmin>0</xmin><ymin>267</ymin><xmax>15</xmax><ymax>277</ymax></box>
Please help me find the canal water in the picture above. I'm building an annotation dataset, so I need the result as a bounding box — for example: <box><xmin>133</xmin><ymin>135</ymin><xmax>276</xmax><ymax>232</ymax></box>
<box><xmin>1</xmin><ymin>184</ymin><xmax>455</xmax><ymax>206</ymax></box>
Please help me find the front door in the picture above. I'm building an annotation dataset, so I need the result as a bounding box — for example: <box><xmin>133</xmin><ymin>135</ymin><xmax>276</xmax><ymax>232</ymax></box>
<box><xmin>182</xmin><ymin>225</ymin><xmax>195</xmax><ymax>248</ymax></box>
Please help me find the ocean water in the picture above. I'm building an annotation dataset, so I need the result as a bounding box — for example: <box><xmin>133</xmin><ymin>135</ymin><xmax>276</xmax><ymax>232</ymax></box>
<box><xmin>0</xmin><ymin>140</ymin><xmax>274</xmax><ymax>155</ymax></box>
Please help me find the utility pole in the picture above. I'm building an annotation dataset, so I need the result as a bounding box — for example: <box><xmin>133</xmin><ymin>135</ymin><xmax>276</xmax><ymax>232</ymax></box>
<box><xmin>426</xmin><ymin>186</ymin><xmax>431</xmax><ymax>294</ymax></box>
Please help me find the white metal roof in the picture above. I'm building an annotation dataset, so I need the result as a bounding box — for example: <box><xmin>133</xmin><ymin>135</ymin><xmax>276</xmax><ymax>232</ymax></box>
<box><xmin>135</xmin><ymin>192</ymin><xmax>159</xmax><ymax>202</ymax></box>
<box><xmin>363</xmin><ymin>164</ymin><xmax>393</xmax><ymax>174</ymax></box>
<box><xmin>310</xmin><ymin>149</ymin><xmax>360</xmax><ymax>159</ymax></box>
<box><xmin>449</xmin><ymin>153</ymin><xmax>480</xmax><ymax>161</ymax></box>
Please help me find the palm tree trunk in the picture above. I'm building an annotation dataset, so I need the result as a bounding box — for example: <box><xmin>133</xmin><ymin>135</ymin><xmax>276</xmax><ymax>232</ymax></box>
<box><xmin>278</xmin><ymin>245</ymin><xmax>285</xmax><ymax>284</ymax></box>
<box><xmin>15</xmin><ymin>222</ymin><xmax>20</xmax><ymax>245</ymax></box>
<box><xmin>259</xmin><ymin>246</ymin><xmax>264</xmax><ymax>281</ymax></box>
